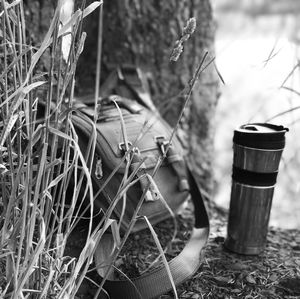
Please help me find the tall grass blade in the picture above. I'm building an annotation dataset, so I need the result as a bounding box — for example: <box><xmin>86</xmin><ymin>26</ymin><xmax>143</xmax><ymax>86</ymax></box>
<box><xmin>14</xmin><ymin>214</ymin><xmax>46</xmax><ymax>297</ymax></box>
<box><xmin>143</xmin><ymin>216</ymin><xmax>178</xmax><ymax>299</ymax></box>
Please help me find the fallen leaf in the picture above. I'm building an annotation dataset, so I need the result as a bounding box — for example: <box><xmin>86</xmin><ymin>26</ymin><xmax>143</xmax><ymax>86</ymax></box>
<box><xmin>181</xmin><ymin>292</ymin><xmax>195</xmax><ymax>298</ymax></box>
<box><xmin>268</xmin><ymin>273</ymin><xmax>278</xmax><ymax>282</ymax></box>
<box><xmin>246</xmin><ymin>275</ymin><xmax>256</xmax><ymax>284</ymax></box>
<box><xmin>229</xmin><ymin>262</ymin><xmax>249</xmax><ymax>271</ymax></box>
<box><xmin>284</xmin><ymin>259</ymin><xmax>295</xmax><ymax>267</ymax></box>
<box><xmin>214</xmin><ymin>276</ymin><xmax>233</xmax><ymax>286</ymax></box>
<box><xmin>231</xmin><ymin>288</ymin><xmax>242</xmax><ymax>294</ymax></box>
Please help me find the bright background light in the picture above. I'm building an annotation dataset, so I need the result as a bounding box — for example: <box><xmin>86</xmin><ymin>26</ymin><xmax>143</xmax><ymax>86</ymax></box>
<box><xmin>212</xmin><ymin>7</ymin><xmax>300</xmax><ymax>228</ymax></box>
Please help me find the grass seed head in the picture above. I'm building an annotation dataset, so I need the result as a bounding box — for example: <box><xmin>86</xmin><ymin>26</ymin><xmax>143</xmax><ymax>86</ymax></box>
<box><xmin>183</xmin><ymin>17</ymin><xmax>196</xmax><ymax>36</ymax></box>
<box><xmin>170</xmin><ymin>42</ymin><xmax>184</xmax><ymax>62</ymax></box>
<box><xmin>170</xmin><ymin>18</ymin><xmax>197</xmax><ymax>62</ymax></box>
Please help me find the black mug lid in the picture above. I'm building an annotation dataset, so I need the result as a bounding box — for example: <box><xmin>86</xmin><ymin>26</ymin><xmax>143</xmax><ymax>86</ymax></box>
<box><xmin>233</xmin><ymin>123</ymin><xmax>288</xmax><ymax>150</ymax></box>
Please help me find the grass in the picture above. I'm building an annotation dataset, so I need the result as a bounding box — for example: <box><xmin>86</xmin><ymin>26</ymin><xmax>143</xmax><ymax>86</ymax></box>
<box><xmin>0</xmin><ymin>1</ymin><xmax>210</xmax><ymax>298</ymax></box>
<box><xmin>0</xmin><ymin>1</ymin><xmax>103</xmax><ymax>297</ymax></box>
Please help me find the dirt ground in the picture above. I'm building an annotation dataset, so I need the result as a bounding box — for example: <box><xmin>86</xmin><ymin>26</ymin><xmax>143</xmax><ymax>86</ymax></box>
<box><xmin>66</xmin><ymin>202</ymin><xmax>300</xmax><ymax>299</ymax></box>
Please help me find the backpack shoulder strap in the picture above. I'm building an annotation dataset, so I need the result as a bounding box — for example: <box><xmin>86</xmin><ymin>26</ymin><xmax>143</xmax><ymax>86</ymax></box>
<box><xmin>102</xmin><ymin>168</ymin><xmax>209</xmax><ymax>299</ymax></box>
<box><xmin>101</xmin><ymin>64</ymin><xmax>157</xmax><ymax>113</ymax></box>
<box><xmin>75</xmin><ymin>65</ymin><xmax>156</xmax><ymax>112</ymax></box>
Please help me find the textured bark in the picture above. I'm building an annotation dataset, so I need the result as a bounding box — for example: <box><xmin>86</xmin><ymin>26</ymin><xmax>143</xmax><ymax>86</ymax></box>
<box><xmin>24</xmin><ymin>0</ymin><xmax>219</xmax><ymax>194</ymax></box>
<box><xmin>23</xmin><ymin>0</ymin><xmax>56</xmax><ymax>42</ymax></box>
<box><xmin>77</xmin><ymin>0</ymin><xmax>219</xmax><ymax>194</ymax></box>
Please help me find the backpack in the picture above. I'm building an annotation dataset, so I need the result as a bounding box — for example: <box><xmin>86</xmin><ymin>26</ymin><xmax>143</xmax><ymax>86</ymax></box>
<box><xmin>72</xmin><ymin>66</ymin><xmax>210</xmax><ymax>298</ymax></box>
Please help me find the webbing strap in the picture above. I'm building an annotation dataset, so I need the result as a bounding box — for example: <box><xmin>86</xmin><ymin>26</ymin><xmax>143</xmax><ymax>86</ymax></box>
<box><xmin>103</xmin><ymin>169</ymin><xmax>209</xmax><ymax>299</ymax></box>
<box><xmin>156</xmin><ymin>137</ymin><xmax>189</xmax><ymax>192</ymax></box>
<box><xmin>100</xmin><ymin>65</ymin><xmax>157</xmax><ymax>112</ymax></box>
<box><xmin>130</xmin><ymin>151</ymin><xmax>160</xmax><ymax>202</ymax></box>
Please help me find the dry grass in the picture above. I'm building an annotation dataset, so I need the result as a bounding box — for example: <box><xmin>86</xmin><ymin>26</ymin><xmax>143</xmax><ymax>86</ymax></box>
<box><xmin>0</xmin><ymin>1</ymin><xmax>212</xmax><ymax>298</ymax></box>
<box><xmin>0</xmin><ymin>1</ymin><xmax>103</xmax><ymax>297</ymax></box>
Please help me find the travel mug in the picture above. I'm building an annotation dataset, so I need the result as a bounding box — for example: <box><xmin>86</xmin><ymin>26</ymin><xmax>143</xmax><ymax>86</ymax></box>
<box><xmin>224</xmin><ymin>123</ymin><xmax>288</xmax><ymax>255</ymax></box>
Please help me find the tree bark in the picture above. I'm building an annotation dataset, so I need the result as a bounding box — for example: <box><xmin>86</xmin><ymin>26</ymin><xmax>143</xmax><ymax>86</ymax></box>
<box><xmin>77</xmin><ymin>0</ymin><xmax>219</xmax><ymax>194</ymax></box>
<box><xmin>24</xmin><ymin>0</ymin><xmax>219</xmax><ymax>195</ymax></box>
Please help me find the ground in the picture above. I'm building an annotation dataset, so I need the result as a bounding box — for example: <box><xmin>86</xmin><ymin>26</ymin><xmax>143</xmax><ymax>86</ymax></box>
<box><xmin>66</xmin><ymin>202</ymin><xmax>300</xmax><ymax>299</ymax></box>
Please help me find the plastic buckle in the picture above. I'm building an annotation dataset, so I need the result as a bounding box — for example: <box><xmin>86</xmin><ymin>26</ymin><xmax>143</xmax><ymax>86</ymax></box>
<box><xmin>118</xmin><ymin>141</ymin><xmax>132</xmax><ymax>152</ymax></box>
<box><xmin>155</xmin><ymin>136</ymin><xmax>171</xmax><ymax>154</ymax></box>
<box><xmin>132</xmin><ymin>146</ymin><xmax>140</xmax><ymax>155</ymax></box>
<box><xmin>95</xmin><ymin>157</ymin><xmax>103</xmax><ymax>180</ymax></box>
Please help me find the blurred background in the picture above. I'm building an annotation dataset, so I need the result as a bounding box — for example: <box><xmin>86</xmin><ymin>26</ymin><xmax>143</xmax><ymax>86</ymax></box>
<box><xmin>211</xmin><ymin>0</ymin><xmax>300</xmax><ymax>229</ymax></box>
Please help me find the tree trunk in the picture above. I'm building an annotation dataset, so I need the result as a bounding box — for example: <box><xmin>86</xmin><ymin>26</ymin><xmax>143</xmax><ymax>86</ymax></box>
<box><xmin>24</xmin><ymin>0</ymin><xmax>219</xmax><ymax>195</ymax></box>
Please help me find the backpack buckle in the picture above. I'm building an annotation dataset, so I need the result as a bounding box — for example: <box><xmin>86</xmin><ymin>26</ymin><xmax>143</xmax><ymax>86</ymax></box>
<box><xmin>156</xmin><ymin>136</ymin><xmax>171</xmax><ymax>154</ymax></box>
<box><xmin>95</xmin><ymin>157</ymin><xmax>103</xmax><ymax>180</ymax></box>
<box><xmin>118</xmin><ymin>141</ymin><xmax>132</xmax><ymax>152</ymax></box>
<box><xmin>132</xmin><ymin>146</ymin><xmax>140</xmax><ymax>155</ymax></box>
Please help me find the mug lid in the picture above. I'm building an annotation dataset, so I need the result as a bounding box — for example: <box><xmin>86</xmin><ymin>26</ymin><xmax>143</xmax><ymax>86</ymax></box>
<box><xmin>233</xmin><ymin>123</ymin><xmax>288</xmax><ymax>149</ymax></box>
<box><xmin>238</xmin><ymin>123</ymin><xmax>288</xmax><ymax>133</ymax></box>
